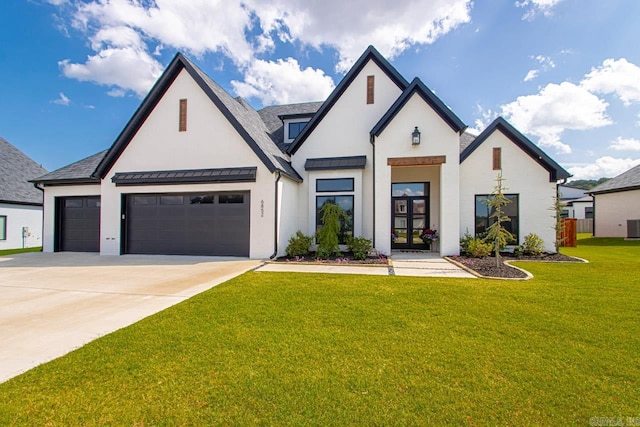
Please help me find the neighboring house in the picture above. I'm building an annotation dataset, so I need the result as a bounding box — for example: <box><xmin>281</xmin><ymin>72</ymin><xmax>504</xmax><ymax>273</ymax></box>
<box><xmin>589</xmin><ymin>163</ymin><xmax>640</xmax><ymax>238</ymax></box>
<box><xmin>559</xmin><ymin>184</ymin><xmax>593</xmax><ymax>219</ymax></box>
<box><xmin>33</xmin><ymin>46</ymin><xmax>570</xmax><ymax>257</ymax></box>
<box><xmin>0</xmin><ymin>137</ymin><xmax>47</xmax><ymax>249</ymax></box>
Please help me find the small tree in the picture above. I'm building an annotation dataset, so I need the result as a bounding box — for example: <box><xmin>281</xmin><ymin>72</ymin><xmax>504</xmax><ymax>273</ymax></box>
<box><xmin>485</xmin><ymin>172</ymin><xmax>515</xmax><ymax>267</ymax></box>
<box><xmin>316</xmin><ymin>202</ymin><xmax>349</xmax><ymax>258</ymax></box>
<box><xmin>551</xmin><ymin>191</ymin><xmax>566</xmax><ymax>252</ymax></box>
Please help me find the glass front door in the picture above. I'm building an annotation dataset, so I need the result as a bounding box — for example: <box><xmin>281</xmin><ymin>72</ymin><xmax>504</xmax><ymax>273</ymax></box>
<box><xmin>391</xmin><ymin>183</ymin><xmax>429</xmax><ymax>249</ymax></box>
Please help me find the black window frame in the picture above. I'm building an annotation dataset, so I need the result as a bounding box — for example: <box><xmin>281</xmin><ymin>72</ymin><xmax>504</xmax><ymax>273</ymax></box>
<box><xmin>474</xmin><ymin>194</ymin><xmax>520</xmax><ymax>245</ymax></box>
<box><xmin>316</xmin><ymin>178</ymin><xmax>354</xmax><ymax>193</ymax></box>
<box><xmin>585</xmin><ymin>206</ymin><xmax>594</xmax><ymax>219</ymax></box>
<box><xmin>0</xmin><ymin>215</ymin><xmax>6</xmax><ymax>241</ymax></box>
<box><xmin>288</xmin><ymin>121</ymin><xmax>307</xmax><ymax>140</ymax></box>
<box><xmin>315</xmin><ymin>195</ymin><xmax>354</xmax><ymax>245</ymax></box>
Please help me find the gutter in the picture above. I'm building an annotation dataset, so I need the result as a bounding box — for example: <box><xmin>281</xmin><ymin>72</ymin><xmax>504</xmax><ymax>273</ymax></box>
<box><xmin>269</xmin><ymin>171</ymin><xmax>282</xmax><ymax>259</ymax></box>
<box><xmin>32</xmin><ymin>183</ymin><xmax>45</xmax><ymax>250</ymax></box>
<box><xmin>369</xmin><ymin>134</ymin><xmax>376</xmax><ymax>248</ymax></box>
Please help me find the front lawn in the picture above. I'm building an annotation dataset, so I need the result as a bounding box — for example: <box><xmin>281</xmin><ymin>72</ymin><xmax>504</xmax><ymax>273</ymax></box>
<box><xmin>0</xmin><ymin>246</ymin><xmax>41</xmax><ymax>256</ymax></box>
<box><xmin>1</xmin><ymin>237</ymin><xmax>638</xmax><ymax>424</ymax></box>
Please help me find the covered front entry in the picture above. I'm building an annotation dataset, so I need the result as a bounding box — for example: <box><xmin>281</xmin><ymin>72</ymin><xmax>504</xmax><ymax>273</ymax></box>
<box><xmin>123</xmin><ymin>192</ymin><xmax>250</xmax><ymax>256</ymax></box>
<box><xmin>391</xmin><ymin>182</ymin><xmax>429</xmax><ymax>250</ymax></box>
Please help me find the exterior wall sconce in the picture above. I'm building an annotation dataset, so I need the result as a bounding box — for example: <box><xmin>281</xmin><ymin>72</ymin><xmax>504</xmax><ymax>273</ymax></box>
<box><xmin>412</xmin><ymin>126</ymin><xmax>421</xmax><ymax>145</ymax></box>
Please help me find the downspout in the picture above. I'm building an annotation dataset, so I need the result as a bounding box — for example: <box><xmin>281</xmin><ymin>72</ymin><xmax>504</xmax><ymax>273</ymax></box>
<box><xmin>269</xmin><ymin>171</ymin><xmax>282</xmax><ymax>259</ymax></box>
<box><xmin>370</xmin><ymin>134</ymin><xmax>376</xmax><ymax>248</ymax></box>
<box><xmin>33</xmin><ymin>182</ymin><xmax>44</xmax><ymax>251</ymax></box>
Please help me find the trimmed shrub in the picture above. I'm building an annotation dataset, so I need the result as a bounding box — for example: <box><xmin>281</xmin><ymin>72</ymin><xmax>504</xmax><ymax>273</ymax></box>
<box><xmin>460</xmin><ymin>230</ymin><xmax>474</xmax><ymax>255</ymax></box>
<box><xmin>347</xmin><ymin>236</ymin><xmax>372</xmax><ymax>260</ymax></box>
<box><xmin>286</xmin><ymin>231</ymin><xmax>313</xmax><ymax>257</ymax></box>
<box><xmin>522</xmin><ymin>233</ymin><xmax>545</xmax><ymax>255</ymax></box>
<box><xmin>467</xmin><ymin>238</ymin><xmax>492</xmax><ymax>257</ymax></box>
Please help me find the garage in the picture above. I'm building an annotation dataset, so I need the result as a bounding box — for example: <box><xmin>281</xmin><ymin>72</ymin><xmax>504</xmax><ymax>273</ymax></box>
<box><xmin>124</xmin><ymin>192</ymin><xmax>250</xmax><ymax>256</ymax></box>
<box><xmin>55</xmin><ymin>196</ymin><xmax>101</xmax><ymax>252</ymax></box>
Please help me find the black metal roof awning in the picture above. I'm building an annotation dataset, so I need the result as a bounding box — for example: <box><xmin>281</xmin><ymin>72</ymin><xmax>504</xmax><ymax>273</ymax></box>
<box><xmin>304</xmin><ymin>155</ymin><xmax>366</xmax><ymax>171</ymax></box>
<box><xmin>111</xmin><ymin>167</ymin><xmax>257</xmax><ymax>186</ymax></box>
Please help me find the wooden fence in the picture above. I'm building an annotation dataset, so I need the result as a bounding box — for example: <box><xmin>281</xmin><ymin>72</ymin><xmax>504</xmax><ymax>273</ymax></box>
<box><xmin>577</xmin><ymin>218</ymin><xmax>593</xmax><ymax>234</ymax></box>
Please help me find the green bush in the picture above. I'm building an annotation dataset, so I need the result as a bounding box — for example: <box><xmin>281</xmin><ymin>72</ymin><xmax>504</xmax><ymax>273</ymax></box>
<box><xmin>286</xmin><ymin>231</ymin><xmax>313</xmax><ymax>257</ymax></box>
<box><xmin>347</xmin><ymin>236</ymin><xmax>372</xmax><ymax>260</ymax></box>
<box><xmin>460</xmin><ymin>230</ymin><xmax>474</xmax><ymax>255</ymax></box>
<box><xmin>522</xmin><ymin>233</ymin><xmax>545</xmax><ymax>255</ymax></box>
<box><xmin>467</xmin><ymin>238</ymin><xmax>492</xmax><ymax>257</ymax></box>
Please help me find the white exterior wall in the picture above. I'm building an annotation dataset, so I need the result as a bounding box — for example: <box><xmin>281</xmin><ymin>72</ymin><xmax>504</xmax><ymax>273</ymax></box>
<box><xmin>594</xmin><ymin>189</ymin><xmax>640</xmax><ymax>237</ymax></box>
<box><xmin>100</xmin><ymin>69</ymin><xmax>276</xmax><ymax>258</ymax></box>
<box><xmin>460</xmin><ymin>131</ymin><xmax>558</xmax><ymax>253</ymax></box>
<box><xmin>374</xmin><ymin>93</ymin><xmax>461</xmax><ymax>256</ymax></box>
<box><xmin>571</xmin><ymin>201</ymin><xmax>593</xmax><ymax>219</ymax></box>
<box><xmin>0</xmin><ymin>203</ymin><xmax>43</xmax><ymax>250</ymax></box>
<box><xmin>276</xmin><ymin>175</ymin><xmax>301</xmax><ymax>256</ymax></box>
<box><xmin>41</xmin><ymin>184</ymin><xmax>101</xmax><ymax>252</ymax></box>
<box><xmin>290</xmin><ymin>60</ymin><xmax>403</xmax><ymax>245</ymax></box>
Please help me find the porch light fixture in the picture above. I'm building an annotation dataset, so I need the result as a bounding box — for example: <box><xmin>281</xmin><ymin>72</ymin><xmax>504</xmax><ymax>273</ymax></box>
<box><xmin>412</xmin><ymin>126</ymin><xmax>421</xmax><ymax>145</ymax></box>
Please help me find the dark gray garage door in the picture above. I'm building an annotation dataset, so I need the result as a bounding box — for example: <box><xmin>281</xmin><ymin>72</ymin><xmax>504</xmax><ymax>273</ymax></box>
<box><xmin>124</xmin><ymin>192</ymin><xmax>250</xmax><ymax>256</ymax></box>
<box><xmin>57</xmin><ymin>196</ymin><xmax>101</xmax><ymax>252</ymax></box>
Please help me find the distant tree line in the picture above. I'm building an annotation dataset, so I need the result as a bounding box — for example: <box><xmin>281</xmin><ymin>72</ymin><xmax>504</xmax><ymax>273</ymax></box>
<box><xmin>565</xmin><ymin>177</ymin><xmax>610</xmax><ymax>190</ymax></box>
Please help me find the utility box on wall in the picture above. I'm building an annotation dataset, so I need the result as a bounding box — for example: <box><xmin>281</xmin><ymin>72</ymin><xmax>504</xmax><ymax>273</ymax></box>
<box><xmin>627</xmin><ymin>219</ymin><xmax>640</xmax><ymax>239</ymax></box>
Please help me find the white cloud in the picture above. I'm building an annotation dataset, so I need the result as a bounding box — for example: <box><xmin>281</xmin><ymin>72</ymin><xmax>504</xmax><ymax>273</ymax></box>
<box><xmin>501</xmin><ymin>82</ymin><xmax>611</xmax><ymax>153</ymax></box>
<box><xmin>610</xmin><ymin>137</ymin><xmax>640</xmax><ymax>151</ymax></box>
<box><xmin>45</xmin><ymin>0</ymin><xmax>68</xmax><ymax>5</ymax></box>
<box><xmin>59</xmin><ymin>26</ymin><xmax>164</xmax><ymax>97</ymax></box>
<box><xmin>52</xmin><ymin>92</ymin><xmax>70</xmax><ymax>106</ymax></box>
<box><xmin>515</xmin><ymin>0</ymin><xmax>564</xmax><ymax>20</ymax></box>
<box><xmin>524</xmin><ymin>69</ymin><xmax>539</xmax><ymax>82</ymax></box>
<box><xmin>581</xmin><ymin>58</ymin><xmax>640</xmax><ymax>106</ymax></box>
<box><xmin>231</xmin><ymin>58</ymin><xmax>335</xmax><ymax>105</ymax></box>
<box><xmin>469</xmin><ymin>104</ymin><xmax>498</xmax><ymax>134</ymax></box>
<box><xmin>567</xmin><ymin>156</ymin><xmax>640</xmax><ymax>180</ymax></box>
<box><xmin>51</xmin><ymin>0</ymin><xmax>473</xmax><ymax>100</ymax></box>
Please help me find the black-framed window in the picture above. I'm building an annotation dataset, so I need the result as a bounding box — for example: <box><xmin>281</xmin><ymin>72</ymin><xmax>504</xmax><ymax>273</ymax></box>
<box><xmin>316</xmin><ymin>195</ymin><xmax>354</xmax><ymax>244</ymax></box>
<box><xmin>288</xmin><ymin>121</ymin><xmax>307</xmax><ymax>139</ymax></box>
<box><xmin>316</xmin><ymin>178</ymin><xmax>354</xmax><ymax>193</ymax></box>
<box><xmin>0</xmin><ymin>215</ymin><xmax>6</xmax><ymax>240</ymax></box>
<box><xmin>474</xmin><ymin>194</ymin><xmax>519</xmax><ymax>244</ymax></box>
<box><xmin>585</xmin><ymin>207</ymin><xmax>594</xmax><ymax>219</ymax></box>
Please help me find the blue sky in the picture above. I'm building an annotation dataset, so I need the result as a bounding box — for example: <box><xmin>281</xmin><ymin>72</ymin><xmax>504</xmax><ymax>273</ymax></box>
<box><xmin>2</xmin><ymin>0</ymin><xmax>640</xmax><ymax>180</ymax></box>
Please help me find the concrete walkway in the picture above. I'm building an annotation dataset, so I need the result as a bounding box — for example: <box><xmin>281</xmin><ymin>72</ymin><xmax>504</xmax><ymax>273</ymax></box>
<box><xmin>0</xmin><ymin>252</ymin><xmax>259</xmax><ymax>383</ymax></box>
<box><xmin>255</xmin><ymin>252</ymin><xmax>476</xmax><ymax>278</ymax></box>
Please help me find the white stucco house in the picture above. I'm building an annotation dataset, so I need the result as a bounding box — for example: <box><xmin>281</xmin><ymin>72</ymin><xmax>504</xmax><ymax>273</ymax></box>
<box><xmin>589</xmin><ymin>164</ymin><xmax>640</xmax><ymax>238</ymax></box>
<box><xmin>0</xmin><ymin>137</ymin><xmax>47</xmax><ymax>250</ymax></box>
<box><xmin>33</xmin><ymin>46</ymin><xmax>570</xmax><ymax>257</ymax></box>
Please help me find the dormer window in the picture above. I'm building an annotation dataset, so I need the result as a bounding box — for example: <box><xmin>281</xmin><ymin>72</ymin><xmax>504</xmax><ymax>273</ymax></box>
<box><xmin>288</xmin><ymin>121</ymin><xmax>307</xmax><ymax>140</ymax></box>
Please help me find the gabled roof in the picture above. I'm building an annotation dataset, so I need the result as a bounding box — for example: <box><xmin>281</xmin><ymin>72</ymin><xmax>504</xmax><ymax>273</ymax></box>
<box><xmin>589</xmin><ymin>163</ymin><xmax>640</xmax><ymax>195</ymax></box>
<box><xmin>286</xmin><ymin>45</ymin><xmax>410</xmax><ymax>155</ymax></box>
<box><xmin>93</xmin><ymin>53</ymin><xmax>301</xmax><ymax>182</ymax></box>
<box><xmin>0</xmin><ymin>137</ymin><xmax>48</xmax><ymax>205</ymax></box>
<box><xmin>460</xmin><ymin>117</ymin><xmax>571</xmax><ymax>182</ymax></box>
<box><xmin>32</xmin><ymin>150</ymin><xmax>106</xmax><ymax>186</ymax></box>
<box><xmin>371</xmin><ymin>77</ymin><xmax>466</xmax><ymax>137</ymax></box>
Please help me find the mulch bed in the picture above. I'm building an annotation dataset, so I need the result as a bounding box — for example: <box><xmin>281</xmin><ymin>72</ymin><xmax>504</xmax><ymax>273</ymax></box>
<box><xmin>275</xmin><ymin>252</ymin><xmax>389</xmax><ymax>265</ymax></box>
<box><xmin>449</xmin><ymin>253</ymin><xmax>582</xmax><ymax>279</ymax></box>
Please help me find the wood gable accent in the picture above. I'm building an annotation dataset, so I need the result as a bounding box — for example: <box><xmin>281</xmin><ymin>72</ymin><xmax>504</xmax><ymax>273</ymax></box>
<box><xmin>387</xmin><ymin>156</ymin><xmax>446</xmax><ymax>167</ymax></box>
<box><xmin>179</xmin><ymin>99</ymin><xmax>187</xmax><ymax>132</ymax></box>
<box><xmin>366</xmin><ymin>75</ymin><xmax>375</xmax><ymax>104</ymax></box>
<box><xmin>492</xmin><ymin>147</ymin><xmax>501</xmax><ymax>170</ymax></box>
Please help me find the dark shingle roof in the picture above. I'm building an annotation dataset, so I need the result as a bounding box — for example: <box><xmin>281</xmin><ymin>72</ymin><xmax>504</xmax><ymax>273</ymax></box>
<box><xmin>258</xmin><ymin>102</ymin><xmax>323</xmax><ymax>150</ymax></box>
<box><xmin>590</xmin><ymin>163</ymin><xmax>640</xmax><ymax>194</ymax></box>
<box><xmin>112</xmin><ymin>167</ymin><xmax>257</xmax><ymax>186</ymax></box>
<box><xmin>0</xmin><ymin>137</ymin><xmax>48</xmax><ymax>205</ymax></box>
<box><xmin>32</xmin><ymin>150</ymin><xmax>106</xmax><ymax>185</ymax></box>
<box><xmin>459</xmin><ymin>131</ymin><xmax>477</xmax><ymax>153</ymax></box>
<box><xmin>305</xmin><ymin>156</ymin><xmax>367</xmax><ymax>171</ymax></box>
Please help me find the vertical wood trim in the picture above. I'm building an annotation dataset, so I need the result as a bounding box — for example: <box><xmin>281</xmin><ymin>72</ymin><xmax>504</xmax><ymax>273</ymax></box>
<box><xmin>179</xmin><ymin>99</ymin><xmax>187</xmax><ymax>132</ymax></box>
<box><xmin>493</xmin><ymin>147</ymin><xmax>501</xmax><ymax>170</ymax></box>
<box><xmin>366</xmin><ymin>75</ymin><xmax>374</xmax><ymax>104</ymax></box>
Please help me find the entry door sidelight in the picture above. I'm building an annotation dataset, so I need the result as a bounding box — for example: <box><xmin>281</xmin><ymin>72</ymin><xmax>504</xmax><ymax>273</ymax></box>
<box><xmin>391</xmin><ymin>183</ymin><xmax>429</xmax><ymax>249</ymax></box>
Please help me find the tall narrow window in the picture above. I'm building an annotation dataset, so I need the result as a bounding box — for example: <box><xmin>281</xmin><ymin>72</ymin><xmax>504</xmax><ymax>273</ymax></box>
<box><xmin>0</xmin><ymin>216</ymin><xmax>6</xmax><ymax>241</ymax></box>
<box><xmin>492</xmin><ymin>147</ymin><xmax>502</xmax><ymax>170</ymax></box>
<box><xmin>366</xmin><ymin>75</ymin><xmax>375</xmax><ymax>104</ymax></box>
<box><xmin>179</xmin><ymin>99</ymin><xmax>187</xmax><ymax>132</ymax></box>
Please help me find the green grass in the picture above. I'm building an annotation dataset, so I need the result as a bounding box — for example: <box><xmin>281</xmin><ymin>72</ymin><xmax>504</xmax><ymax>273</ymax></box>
<box><xmin>1</xmin><ymin>237</ymin><xmax>638</xmax><ymax>425</ymax></box>
<box><xmin>0</xmin><ymin>246</ymin><xmax>42</xmax><ymax>256</ymax></box>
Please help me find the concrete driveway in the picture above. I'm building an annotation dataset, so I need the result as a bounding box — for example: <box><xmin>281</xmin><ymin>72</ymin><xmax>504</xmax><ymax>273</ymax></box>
<box><xmin>0</xmin><ymin>252</ymin><xmax>259</xmax><ymax>383</ymax></box>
